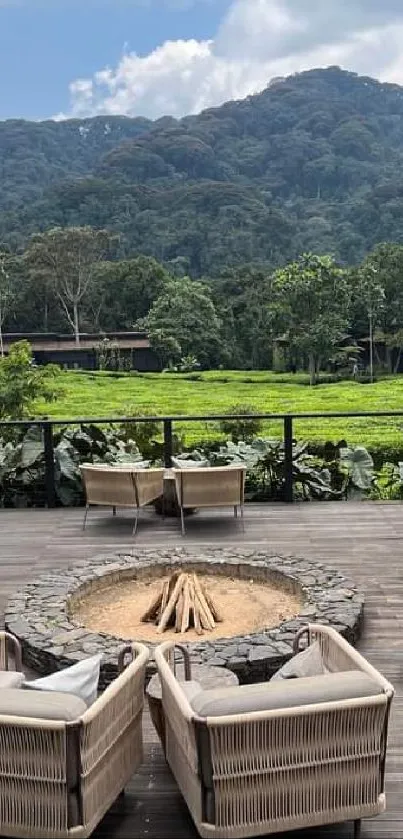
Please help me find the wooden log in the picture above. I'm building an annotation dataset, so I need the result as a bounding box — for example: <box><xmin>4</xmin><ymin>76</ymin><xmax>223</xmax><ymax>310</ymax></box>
<box><xmin>175</xmin><ymin>592</ymin><xmax>184</xmax><ymax>632</ymax></box>
<box><xmin>194</xmin><ymin>591</ymin><xmax>215</xmax><ymax>631</ymax></box>
<box><xmin>157</xmin><ymin>580</ymin><xmax>170</xmax><ymax>623</ymax></box>
<box><xmin>189</xmin><ymin>580</ymin><xmax>203</xmax><ymax>635</ymax></box>
<box><xmin>181</xmin><ymin>578</ymin><xmax>191</xmax><ymax>634</ymax></box>
<box><xmin>193</xmin><ymin>575</ymin><xmax>215</xmax><ymax>629</ymax></box>
<box><xmin>141</xmin><ymin>583</ymin><xmax>164</xmax><ymax>623</ymax></box>
<box><xmin>168</xmin><ymin>571</ymin><xmax>179</xmax><ymax>595</ymax></box>
<box><xmin>157</xmin><ymin>573</ymin><xmax>187</xmax><ymax>633</ymax></box>
<box><xmin>143</xmin><ymin>571</ymin><xmax>219</xmax><ymax>634</ymax></box>
<box><xmin>201</xmin><ymin>583</ymin><xmax>223</xmax><ymax>623</ymax></box>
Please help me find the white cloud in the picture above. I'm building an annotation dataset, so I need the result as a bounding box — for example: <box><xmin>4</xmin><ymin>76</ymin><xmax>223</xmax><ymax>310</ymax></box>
<box><xmin>63</xmin><ymin>0</ymin><xmax>403</xmax><ymax>120</ymax></box>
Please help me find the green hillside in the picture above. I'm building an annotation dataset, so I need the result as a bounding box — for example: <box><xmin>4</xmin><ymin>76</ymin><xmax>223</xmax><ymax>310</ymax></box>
<box><xmin>3</xmin><ymin>67</ymin><xmax>403</xmax><ymax>271</ymax></box>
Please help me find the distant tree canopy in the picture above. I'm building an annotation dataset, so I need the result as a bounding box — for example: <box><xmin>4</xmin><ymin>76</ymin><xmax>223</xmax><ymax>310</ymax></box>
<box><xmin>4</xmin><ymin>68</ymin><xmax>403</xmax><ymax>270</ymax></box>
<box><xmin>2</xmin><ymin>224</ymin><xmax>400</xmax><ymax>379</ymax></box>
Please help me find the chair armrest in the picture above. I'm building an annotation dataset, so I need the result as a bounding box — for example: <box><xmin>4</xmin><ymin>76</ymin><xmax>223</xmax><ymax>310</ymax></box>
<box><xmin>155</xmin><ymin>641</ymin><xmax>199</xmax><ymax>772</ymax></box>
<box><xmin>295</xmin><ymin>624</ymin><xmax>394</xmax><ymax>696</ymax></box>
<box><xmin>0</xmin><ymin>631</ymin><xmax>22</xmax><ymax>671</ymax></box>
<box><xmin>80</xmin><ymin>643</ymin><xmax>148</xmax><ymax>769</ymax></box>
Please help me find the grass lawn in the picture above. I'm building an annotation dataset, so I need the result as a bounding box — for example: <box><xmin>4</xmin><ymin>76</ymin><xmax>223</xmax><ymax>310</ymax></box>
<box><xmin>34</xmin><ymin>369</ymin><xmax>403</xmax><ymax>452</ymax></box>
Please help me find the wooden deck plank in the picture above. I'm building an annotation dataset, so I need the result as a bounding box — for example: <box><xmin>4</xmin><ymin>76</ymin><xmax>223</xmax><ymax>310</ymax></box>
<box><xmin>1</xmin><ymin>501</ymin><xmax>403</xmax><ymax>837</ymax></box>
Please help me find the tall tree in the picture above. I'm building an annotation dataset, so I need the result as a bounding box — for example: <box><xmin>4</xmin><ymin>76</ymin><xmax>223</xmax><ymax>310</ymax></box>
<box><xmin>24</xmin><ymin>226</ymin><xmax>117</xmax><ymax>345</ymax></box>
<box><xmin>89</xmin><ymin>255</ymin><xmax>171</xmax><ymax>330</ymax></box>
<box><xmin>355</xmin><ymin>257</ymin><xmax>385</xmax><ymax>381</ymax></box>
<box><xmin>144</xmin><ymin>277</ymin><xmax>222</xmax><ymax>368</ymax></box>
<box><xmin>357</xmin><ymin>244</ymin><xmax>403</xmax><ymax>374</ymax></box>
<box><xmin>212</xmin><ymin>266</ymin><xmax>273</xmax><ymax>369</ymax></box>
<box><xmin>0</xmin><ymin>247</ymin><xmax>16</xmax><ymax>357</ymax></box>
<box><xmin>270</xmin><ymin>253</ymin><xmax>351</xmax><ymax>385</ymax></box>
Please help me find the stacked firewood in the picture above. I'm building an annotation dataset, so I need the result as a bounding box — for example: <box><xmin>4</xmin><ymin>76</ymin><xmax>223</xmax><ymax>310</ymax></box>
<box><xmin>141</xmin><ymin>571</ymin><xmax>222</xmax><ymax>634</ymax></box>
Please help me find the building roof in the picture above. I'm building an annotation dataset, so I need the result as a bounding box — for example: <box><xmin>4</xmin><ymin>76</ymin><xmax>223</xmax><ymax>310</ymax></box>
<box><xmin>3</xmin><ymin>332</ymin><xmax>151</xmax><ymax>352</ymax></box>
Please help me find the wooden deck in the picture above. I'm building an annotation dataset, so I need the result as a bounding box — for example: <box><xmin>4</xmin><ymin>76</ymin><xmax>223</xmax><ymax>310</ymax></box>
<box><xmin>1</xmin><ymin>501</ymin><xmax>403</xmax><ymax>838</ymax></box>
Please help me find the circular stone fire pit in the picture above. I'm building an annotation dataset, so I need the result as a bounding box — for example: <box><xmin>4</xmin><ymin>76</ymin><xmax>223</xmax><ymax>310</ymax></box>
<box><xmin>5</xmin><ymin>548</ymin><xmax>364</xmax><ymax>688</ymax></box>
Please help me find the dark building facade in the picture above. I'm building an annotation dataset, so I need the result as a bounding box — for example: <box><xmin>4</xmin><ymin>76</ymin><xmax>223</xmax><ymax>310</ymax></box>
<box><xmin>2</xmin><ymin>332</ymin><xmax>161</xmax><ymax>372</ymax></box>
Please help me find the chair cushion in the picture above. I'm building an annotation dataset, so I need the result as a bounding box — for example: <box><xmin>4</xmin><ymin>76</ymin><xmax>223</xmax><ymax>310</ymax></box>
<box><xmin>0</xmin><ymin>671</ymin><xmax>25</xmax><ymax>689</ymax></box>
<box><xmin>270</xmin><ymin>641</ymin><xmax>328</xmax><ymax>681</ymax></box>
<box><xmin>25</xmin><ymin>654</ymin><xmax>102</xmax><ymax>706</ymax></box>
<box><xmin>190</xmin><ymin>670</ymin><xmax>381</xmax><ymax>718</ymax></box>
<box><xmin>180</xmin><ymin>680</ymin><xmax>203</xmax><ymax>703</ymax></box>
<box><xmin>0</xmin><ymin>688</ymin><xmax>87</xmax><ymax>721</ymax></box>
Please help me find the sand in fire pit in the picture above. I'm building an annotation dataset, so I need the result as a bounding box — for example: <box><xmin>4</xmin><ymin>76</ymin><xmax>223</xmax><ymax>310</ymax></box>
<box><xmin>72</xmin><ymin>573</ymin><xmax>303</xmax><ymax>642</ymax></box>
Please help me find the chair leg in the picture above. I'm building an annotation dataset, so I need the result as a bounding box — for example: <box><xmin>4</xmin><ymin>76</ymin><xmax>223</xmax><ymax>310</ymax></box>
<box><xmin>180</xmin><ymin>506</ymin><xmax>186</xmax><ymax>536</ymax></box>
<box><xmin>132</xmin><ymin>507</ymin><xmax>139</xmax><ymax>536</ymax></box>
<box><xmin>112</xmin><ymin>505</ymin><xmax>117</xmax><ymax>517</ymax></box>
<box><xmin>353</xmin><ymin>819</ymin><xmax>361</xmax><ymax>838</ymax></box>
<box><xmin>82</xmin><ymin>504</ymin><xmax>90</xmax><ymax>530</ymax></box>
<box><xmin>234</xmin><ymin>506</ymin><xmax>238</xmax><ymax>518</ymax></box>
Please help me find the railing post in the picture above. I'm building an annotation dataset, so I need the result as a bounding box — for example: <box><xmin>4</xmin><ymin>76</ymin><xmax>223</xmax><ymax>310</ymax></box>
<box><xmin>42</xmin><ymin>422</ymin><xmax>56</xmax><ymax>508</ymax></box>
<box><xmin>283</xmin><ymin>415</ymin><xmax>293</xmax><ymax>503</ymax></box>
<box><xmin>163</xmin><ymin>419</ymin><xmax>173</xmax><ymax>468</ymax></box>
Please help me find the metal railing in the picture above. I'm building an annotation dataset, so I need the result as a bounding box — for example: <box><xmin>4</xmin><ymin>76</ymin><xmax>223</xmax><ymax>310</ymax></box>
<box><xmin>1</xmin><ymin>410</ymin><xmax>403</xmax><ymax>508</ymax></box>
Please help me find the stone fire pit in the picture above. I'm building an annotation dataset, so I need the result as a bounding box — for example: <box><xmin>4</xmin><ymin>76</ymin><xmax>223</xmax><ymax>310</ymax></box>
<box><xmin>5</xmin><ymin>547</ymin><xmax>364</xmax><ymax>689</ymax></box>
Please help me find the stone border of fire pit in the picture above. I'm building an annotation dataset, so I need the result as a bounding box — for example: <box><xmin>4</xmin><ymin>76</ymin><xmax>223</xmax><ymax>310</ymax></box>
<box><xmin>5</xmin><ymin>547</ymin><xmax>364</xmax><ymax>688</ymax></box>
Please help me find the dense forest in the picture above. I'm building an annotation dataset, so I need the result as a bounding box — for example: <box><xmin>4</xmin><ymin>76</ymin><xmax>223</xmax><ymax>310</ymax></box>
<box><xmin>3</xmin><ymin>67</ymin><xmax>403</xmax><ymax>376</ymax></box>
<box><xmin>3</xmin><ymin>67</ymin><xmax>403</xmax><ymax>273</ymax></box>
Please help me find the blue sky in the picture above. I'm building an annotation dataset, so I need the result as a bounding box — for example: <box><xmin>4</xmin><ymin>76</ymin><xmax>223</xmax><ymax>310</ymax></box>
<box><xmin>0</xmin><ymin>0</ymin><xmax>231</xmax><ymax>119</ymax></box>
<box><xmin>2</xmin><ymin>0</ymin><xmax>403</xmax><ymax>122</ymax></box>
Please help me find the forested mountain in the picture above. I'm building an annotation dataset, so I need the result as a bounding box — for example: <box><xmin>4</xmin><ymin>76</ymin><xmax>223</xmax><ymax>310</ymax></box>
<box><xmin>3</xmin><ymin>67</ymin><xmax>403</xmax><ymax>273</ymax></box>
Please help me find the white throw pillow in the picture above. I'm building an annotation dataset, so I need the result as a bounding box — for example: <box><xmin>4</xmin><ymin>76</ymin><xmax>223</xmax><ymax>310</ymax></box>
<box><xmin>25</xmin><ymin>654</ymin><xmax>102</xmax><ymax>706</ymax></box>
<box><xmin>270</xmin><ymin>642</ymin><xmax>328</xmax><ymax>681</ymax></box>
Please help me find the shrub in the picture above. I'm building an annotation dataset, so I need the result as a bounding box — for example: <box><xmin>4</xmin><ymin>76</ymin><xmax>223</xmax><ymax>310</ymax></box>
<box><xmin>0</xmin><ymin>341</ymin><xmax>61</xmax><ymax>420</ymax></box>
<box><xmin>218</xmin><ymin>404</ymin><xmax>264</xmax><ymax>443</ymax></box>
<box><xmin>119</xmin><ymin>406</ymin><xmax>162</xmax><ymax>461</ymax></box>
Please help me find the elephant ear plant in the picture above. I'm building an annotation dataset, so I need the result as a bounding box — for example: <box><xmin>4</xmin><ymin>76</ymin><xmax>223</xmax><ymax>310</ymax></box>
<box><xmin>339</xmin><ymin>445</ymin><xmax>375</xmax><ymax>497</ymax></box>
<box><xmin>208</xmin><ymin>438</ymin><xmax>340</xmax><ymax>501</ymax></box>
<box><xmin>0</xmin><ymin>423</ymin><xmax>144</xmax><ymax>508</ymax></box>
<box><xmin>369</xmin><ymin>461</ymin><xmax>403</xmax><ymax>500</ymax></box>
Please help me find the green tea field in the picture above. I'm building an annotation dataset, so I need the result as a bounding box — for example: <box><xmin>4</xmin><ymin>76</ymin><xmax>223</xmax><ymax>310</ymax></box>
<box><xmin>34</xmin><ymin>370</ymin><xmax>403</xmax><ymax>453</ymax></box>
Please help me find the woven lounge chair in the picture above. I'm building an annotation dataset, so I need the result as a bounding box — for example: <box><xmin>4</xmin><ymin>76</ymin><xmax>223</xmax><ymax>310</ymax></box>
<box><xmin>155</xmin><ymin>624</ymin><xmax>394</xmax><ymax>838</ymax></box>
<box><xmin>0</xmin><ymin>641</ymin><xmax>149</xmax><ymax>838</ymax></box>
<box><xmin>172</xmin><ymin>466</ymin><xmax>246</xmax><ymax>535</ymax></box>
<box><xmin>80</xmin><ymin>464</ymin><xmax>165</xmax><ymax>534</ymax></box>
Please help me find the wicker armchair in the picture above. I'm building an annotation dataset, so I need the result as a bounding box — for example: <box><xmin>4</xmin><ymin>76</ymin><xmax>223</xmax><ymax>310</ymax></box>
<box><xmin>172</xmin><ymin>466</ymin><xmax>246</xmax><ymax>535</ymax></box>
<box><xmin>155</xmin><ymin>625</ymin><xmax>394</xmax><ymax>838</ymax></box>
<box><xmin>0</xmin><ymin>641</ymin><xmax>149</xmax><ymax>838</ymax></box>
<box><xmin>80</xmin><ymin>464</ymin><xmax>165</xmax><ymax>534</ymax></box>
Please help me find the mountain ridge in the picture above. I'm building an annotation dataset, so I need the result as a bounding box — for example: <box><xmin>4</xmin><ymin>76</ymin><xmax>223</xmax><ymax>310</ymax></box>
<box><xmin>2</xmin><ymin>66</ymin><xmax>403</xmax><ymax>273</ymax></box>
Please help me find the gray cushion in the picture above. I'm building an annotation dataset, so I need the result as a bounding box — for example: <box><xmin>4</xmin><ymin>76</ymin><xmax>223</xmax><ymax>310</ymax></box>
<box><xmin>270</xmin><ymin>641</ymin><xmax>328</xmax><ymax>681</ymax></box>
<box><xmin>0</xmin><ymin>671</ymin><xmax>25</xmax><ymax>689</ymax></box>
<box><xmin>180</xmin><ymin>680</ymin><xmax>203</xmax><ymax>703</ymax></box>
<box><xmin>0</xmin><ymin>688</ymin><xmax>87</xmax><ymax>721</ymax></box>
<box><xmin>190</xmin><ymin>671</ymin><xmax>381</xmax><ymax>718</ymax></box>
